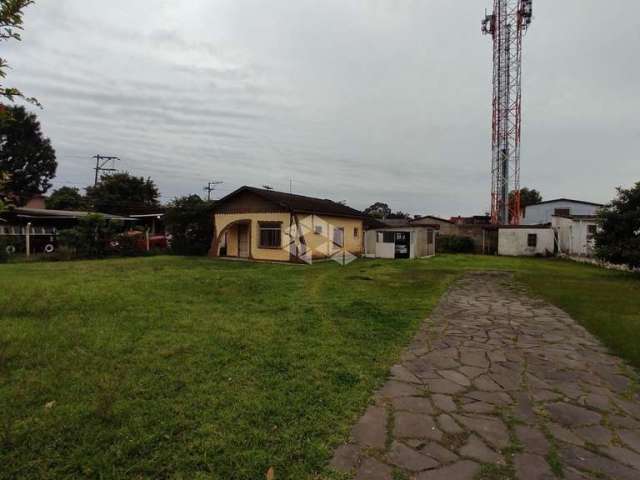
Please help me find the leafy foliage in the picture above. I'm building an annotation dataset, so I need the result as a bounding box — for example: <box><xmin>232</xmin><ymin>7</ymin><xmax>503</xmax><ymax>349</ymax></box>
<box><xmin>363</xmin><ymin>202</ymin><xmax>391</xmax><ymax>219</ymax></box>
<box><xmin>165</xmin><ymin>194</ymin><xmax>215</xmax><ymax>255</ymax></box>
<box><xmin>518</xmin><ymin>187</ymin><xmax>543</xmax><ymax>209</ymax></box>
<box><xmin>46</xmin><ymin>186</ymin><xmax>86</xmax><ymax>211</ymax></box>
<box><xmin>595</xmin><ymin>181</ymin><xmax>640</xmax><ymax>269</ymax></box>
<box><xmin>437</xmin><ymin>235</ymin><xmax>475</xmax><ymax>253</ymax></box>
<box><xmin>0</xmin><ymin>105</ymin><xmax>56</xmax><ymax>204</ymax></box>
<box><xmin>0</xmin><ymin>0</ymin><xmax>39</xmax><ymax>106</ymax></box>
<box><xmin>58</xmin><ymin>214</ymin><xmax>122</xmax><ymax>258</ymax></box>
<box><xmin>85</xmin><ymin>172</ymin><xmax>159</xmax><ymax>216</ymax></box>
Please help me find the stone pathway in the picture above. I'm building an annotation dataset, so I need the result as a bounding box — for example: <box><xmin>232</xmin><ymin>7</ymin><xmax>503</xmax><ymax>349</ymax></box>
<box><xmin>330</xmin><ymin>272</ymin><xmax>640</xmax><ymax>479</ymax></box>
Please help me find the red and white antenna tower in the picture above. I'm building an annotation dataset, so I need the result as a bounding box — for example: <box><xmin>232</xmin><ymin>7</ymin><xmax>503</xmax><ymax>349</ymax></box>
<box><xmin>482</xmin><ymin>0</ymin><xmax>533</xmax><ymax>225</ymax></box>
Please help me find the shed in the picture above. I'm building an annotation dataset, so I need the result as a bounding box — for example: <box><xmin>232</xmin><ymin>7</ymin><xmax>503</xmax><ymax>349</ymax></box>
<box><xmin>498</xmin><ymin>225</ymin><xmax>554</xmax><ymax>257</ymax></box>
<box><xmin>364</xmin><ymin>221</ymin><xmax>437</xmax><ymax>259</ymax></box>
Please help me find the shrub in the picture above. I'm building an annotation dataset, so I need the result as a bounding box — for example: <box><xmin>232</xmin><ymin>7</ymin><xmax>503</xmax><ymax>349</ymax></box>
<box><xmin>58</xmin><ymin>214</ymin><xmax>123</xmax><ymax>258</ymax></box>
<box><xmin>595</xmin><ymin>181</ymin><xmax>640</xmax><ymax>269</ymax></box>
<box><xmin>165</xmin><ymin>195</ymin><xmax>215</xmax><ymax>255</ymax></box>
<box><xmin>437</xmin><ymin>235</ymin><xmax>475</xmax><ymax>254</ymax></box>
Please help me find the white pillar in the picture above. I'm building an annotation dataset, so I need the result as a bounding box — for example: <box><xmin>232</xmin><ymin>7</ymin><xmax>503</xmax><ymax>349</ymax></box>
<box><xmin>26</xmin><ymin>222</ymin><xmax>31</xmax><ymax>258</ymax></box>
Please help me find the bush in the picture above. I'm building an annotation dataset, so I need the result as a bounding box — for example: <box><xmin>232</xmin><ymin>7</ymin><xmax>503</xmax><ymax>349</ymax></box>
<box><xmin>595</xmin><ymin>181</ymin><xmax>640</xmax><ymax>269</ymax></box>
<box><xmin>165</xmin><ymin>195</ymin><xmax>215</xmax><ymax>255</ymax></box>
<box><xmin>437</xmin><ymin>235</ymin><xmax>475</xmax><ymax>254</ymax></box>
<box><xmin>58</xmin><ymin>214</ymin><xmax>123</xmax><ymax>259</ymax></box>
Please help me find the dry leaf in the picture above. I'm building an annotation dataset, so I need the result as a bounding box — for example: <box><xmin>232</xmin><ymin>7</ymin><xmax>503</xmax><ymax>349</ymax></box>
<box><xmin>45</xmin><ymin>401</ymin><xmax>56</xmax><ymax>410</ymax></box>
<box><xmin>266</xmin><ymin>466</ymin><xmax>274</xmax><ymax>480</ymax></box>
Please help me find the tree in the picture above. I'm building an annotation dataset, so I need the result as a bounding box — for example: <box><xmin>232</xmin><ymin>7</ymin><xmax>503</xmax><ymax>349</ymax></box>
<box><xmin>519</xmin><ymin>187</ymin><xmax>543</xmax><ymax>209</ymax></box>
<box><xmin>164</xmin><ymin>195</ymin><xmax>215</xmax><ymax>255</ymax></box>
<box><xmin>0</xmin><ymin>105</ymin><xmax>56</xmax><ymax>204</ymax></box>
<box><xmin>595</xmin><ymin>181</ymin><xmax>640</xmax><ymax>269</ymax></box>
<box><xmin>85</xmin><ymin>172</ymin><xmax>159</xmax><ymax>215</ymax></box>
<box><xmin>58</xmin><ymin>214</ymin><xmax>123</xmax><ymax>258</ymax></box>
<box><xmin>363</xmin><ymin>202</ymin><xmax>392</xmax><ymax>219</ymax></box>
<box><xmin>387</xmin><ymin>211</ymin><xmax>410</xmax><ymax>219</ymax></box>
<box><xmin>46</xmin><ymin>186</ymin><xmax>86</xmax><ymax>211</ymax></box>
<box><xmin>0</xmin><ymin>0</ymin><xmax>39</xmax><ymax>106</ymax></box>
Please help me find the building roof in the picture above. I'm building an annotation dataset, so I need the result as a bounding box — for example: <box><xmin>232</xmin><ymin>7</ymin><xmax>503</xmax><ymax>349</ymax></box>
<box><xmin>527</xmin><ymin>198</ymin><xmax>604</xmax><ymax>208</ymax></box>
<box><xmin>11</xmin><ymin>207</ymin><xmax>132</xmax><ymax>221</ymax></box>
<box><xmin>413</xmin><ymin>215</ymin><xmax>454</xmax><ymax>225</ymax></box>
<box><xmin>216</xmin><ymin>186</ymin><xmax>368</xmax><ymax>219</ymax></box>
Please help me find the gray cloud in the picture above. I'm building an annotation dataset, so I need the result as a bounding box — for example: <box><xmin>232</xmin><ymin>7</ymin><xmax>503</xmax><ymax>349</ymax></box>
<box><xmin>4</xmin><ymin>0</ymin><xmax>639</xmax><ymax>213</ymax></box>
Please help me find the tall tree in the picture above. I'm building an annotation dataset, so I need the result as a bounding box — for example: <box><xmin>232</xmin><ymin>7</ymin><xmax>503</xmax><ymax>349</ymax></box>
<box><xmin>46</xmin><ymin>186</ymin><xmax>86</xmax><ymax>211</ymax></box>
<box><xmin>363</xmin><ymin>202</ymin><xmax>392</xmax><ymax>219</ymax></box>
<box><xmin>0</xmin><ymin>104</ymin><xmax>56</xmax><ymax>205</ymax></box>
<box><xmin>519</xmin><ymin>187</ymin><xmax>543</xmax><ymax>209</ymax></box>
<box><xmin>0</xmin><ymin>0</ymin><xmax>39</xmax><ymax>106</ymax></box>
<box><xmin>165</xmin><ymin>195</ymin><xmax>215</xmax><ymax>255</ymax></box>
<box><xmin>85</xmin><ymin>172</ymin><xmax>159</xmax><ymax>215</ymax></box>
<box><xmin>595</xmin><ymin>181</ymin><xmax>640</xmax><ymax>269</ymax></box>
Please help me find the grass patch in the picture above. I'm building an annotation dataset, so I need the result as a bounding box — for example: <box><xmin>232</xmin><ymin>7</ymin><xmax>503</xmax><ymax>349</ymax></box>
<box><xmin>0</xmin><ymin>254</ymin><xmax>638</xmax><ymax>479</ymax></box>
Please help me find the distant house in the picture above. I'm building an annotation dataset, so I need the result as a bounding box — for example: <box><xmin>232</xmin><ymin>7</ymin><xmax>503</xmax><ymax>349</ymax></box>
<box><xmin>210</xmin><ymin>186</ymin><xmax>366</xmax><ymax>263</ymax></box>
<box><xmin>364</xmin><ymin>219</ymin><xmax>438</xmax><ymax>259</ymax></box>
<box><xmin>521</xmin><ymin>198</ymin><xmax>603</xmax><ymax>225</ymax></box>
<box><xmin>413</xmin><ymin>215</ymin><xmax>458</xmax><ymax>235</ymax></box>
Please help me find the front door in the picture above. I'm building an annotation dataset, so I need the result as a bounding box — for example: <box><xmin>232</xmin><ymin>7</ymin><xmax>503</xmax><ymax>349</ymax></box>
<box><xmin>394</xmin><ymin>232</ymin><xmax>410</xmax><ymax>259</ymax></box>
<box><xmin>238</xmin><ymin>224</ymin><xmax>250</xmax><ymax>258</ymax></box>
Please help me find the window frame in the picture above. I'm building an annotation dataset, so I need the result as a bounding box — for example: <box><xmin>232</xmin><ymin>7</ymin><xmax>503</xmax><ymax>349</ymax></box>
<box><xmin>333</xmin><ymin>227</ymin><xmax>345</xmax><ymax>247</ymax></box>
<box><xmin>527</xmin><ymin>233</ymin><xmax>538</xmax><ymax>248</ymax></box>
<box><xmin>353</xmin><ymin>227</ymin><xmax>359</xmax><ymax>238</ymax></box>
<box><xmin>258</xmin><ymin>221</ymin><xmax>282</xmax><ymax>249</ymax></box>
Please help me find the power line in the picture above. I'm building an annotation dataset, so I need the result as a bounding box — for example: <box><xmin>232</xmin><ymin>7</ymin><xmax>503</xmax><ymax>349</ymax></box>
<box><xmin>92</xmin><ymin>155</ymin><xmax>120</xmax><ymax>186</ymax></box>
<box><xmin>203</xmin><ymin>180</ymin><xmax>223</xmax><ymax>201</ymax></box>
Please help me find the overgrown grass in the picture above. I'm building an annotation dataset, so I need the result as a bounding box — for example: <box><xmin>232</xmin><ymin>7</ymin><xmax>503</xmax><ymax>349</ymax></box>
<box><xmin>0</xmin><ymin>255</ymin><xmax>638</xmax><ymax>479</ymax></box>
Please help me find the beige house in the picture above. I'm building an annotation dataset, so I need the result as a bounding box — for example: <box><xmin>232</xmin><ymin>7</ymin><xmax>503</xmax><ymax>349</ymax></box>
<box><xmin>210</xmin><ymin>186</ymin><xmax>366</xmax><ymax>263</ymax></box>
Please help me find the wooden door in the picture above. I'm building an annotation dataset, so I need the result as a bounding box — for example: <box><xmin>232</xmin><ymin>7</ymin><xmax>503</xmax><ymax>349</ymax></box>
<box><xmin>238</xmin><ymin>224</ymin><xmax>250</xmax><ymax>258</ymax></box>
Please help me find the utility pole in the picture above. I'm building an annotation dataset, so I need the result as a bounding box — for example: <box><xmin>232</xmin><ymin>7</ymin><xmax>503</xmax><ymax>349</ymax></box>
<box><xmin>203</xmin><ymin>181</ymin><xmax>223</xmax><ymax>201</ymax></box>
<box><xmin>93</xmin><ymin>155</ymin><xmax>120</xmax><ymax>186</ymax></box>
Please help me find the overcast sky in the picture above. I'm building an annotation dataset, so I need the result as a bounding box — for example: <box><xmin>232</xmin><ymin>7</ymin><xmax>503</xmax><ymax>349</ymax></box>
<box><xmin>5</xmin><ymin>0</ymin><xmax>640</xmax><ymax>216</ymax></box>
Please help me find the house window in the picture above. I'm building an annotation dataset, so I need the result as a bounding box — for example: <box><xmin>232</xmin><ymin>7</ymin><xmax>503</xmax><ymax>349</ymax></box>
<box><xmin>382</xmin><ymin>232</ymin><xmax>395</xmax><ymax>243</ymax></box>
<box><xmin>259</xmin><ymin>222</ymin><xmax>282</xmax><ymax>248</ymax></box>
<box><xmin>333</xmin><ymin>227</ymin><xmax>344</xmax><ymax>246</ymax></box>
<box><xmin>554</xmin><ymin>208</ymin><xmax>571</xmax><ymax>216</ymax></box>
<box><xmin>527</xmin><ymin>233</ymin><xmax>538</xmax><ymax>248</ymax></box>
<box><xmin>354</xmin><ymin>227</ymin><xmax>359</xmax><ymax>238</ymax></box>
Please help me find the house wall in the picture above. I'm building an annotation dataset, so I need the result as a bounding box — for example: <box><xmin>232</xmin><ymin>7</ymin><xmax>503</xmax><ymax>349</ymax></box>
<box><xmin>297</xmin><ymin>214</ymin><xmax>363</xmax><ymax>259</ymax></box>
<box><xmin>214</xmin><ymin>212</ymin><xmax>292</xmax><ymax>262</ymax></box>
<box><xmin>413</xmin><ymin>217</ymin><xmax>457</xmax><ymax>235</ymax></box>
<box><xmin>552</xmin><ymin>217</ymin><xmax>597</xmax><ymax>257</ymax></box>
<box><xmin>522</xmin><ymin>201</ymin><xmax>600</xmax><ymax>225</ymax></box>
<box><xmin>364</xmin><ymin>227</ymin><xmax>435</xmax><ymax>259</ymax></box>
<box><xmin>498</xmin><ymin>228</ymin><xmax>555</xmax><ymax>256</ymax></box>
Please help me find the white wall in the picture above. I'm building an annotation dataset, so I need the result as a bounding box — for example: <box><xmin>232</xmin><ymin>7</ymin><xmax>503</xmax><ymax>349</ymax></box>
<box><xmin>522</xmin><ymin>201</ymin><xmax>600</xmax><ymax>225</ymax></box>
<box><xmin>552</xmin><ymin>217</ymin><xmax>597</xmax><ymax>256</ymax></box>
<box><xmin>498</xmin><ymin>228</ymin><xmax>555</xmax><ymax>256</ymax></box>
<box><xmin>364</xmin><ymin>227</ymin><xmax>436</xmax><ymax>259</ymax></box>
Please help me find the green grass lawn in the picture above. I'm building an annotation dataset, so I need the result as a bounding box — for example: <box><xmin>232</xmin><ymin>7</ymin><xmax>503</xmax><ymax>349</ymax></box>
<box><xmin>0</xmin><ymin>255</ymin><xmax>638</xmax><ymax>479</ymax></box>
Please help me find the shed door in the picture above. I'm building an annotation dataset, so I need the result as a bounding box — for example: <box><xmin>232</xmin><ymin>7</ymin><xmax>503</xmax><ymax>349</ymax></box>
<box><xmin>238</xmin><ymin>224</ymin><xmax>250</xmax><ymax>258</ymax></box>
<box><xmin>394</xmin><ymin>232</ymin><xmax>410</xmax><ymax>259</ymax></box>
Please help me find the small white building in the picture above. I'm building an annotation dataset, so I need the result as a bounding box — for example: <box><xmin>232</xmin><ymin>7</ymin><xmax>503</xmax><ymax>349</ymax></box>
<box><xmin>365</xmin><ymin>221</ymin><xmax>437</xmax><ymax>259</ymax></box>
<box><xmin>498</xmin><ymin>226</ymin><xmax>555</xmax><ymax>257</ymax></box>
<box><xmin>552</xmin><ymin>215</ymin><xmax>598</xmax><ymax>257</ymax></box>
<box><xmin>521</xmin><ymin>198</ymin><xmax>603</xmax><ymax>225</ymax></box>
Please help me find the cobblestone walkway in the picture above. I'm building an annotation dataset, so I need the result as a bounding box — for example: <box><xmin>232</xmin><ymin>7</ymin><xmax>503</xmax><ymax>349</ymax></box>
<box><xmin>330</xmin><ymin>272</ymin><xmax>640</xmax><ymax>479</ymax></box>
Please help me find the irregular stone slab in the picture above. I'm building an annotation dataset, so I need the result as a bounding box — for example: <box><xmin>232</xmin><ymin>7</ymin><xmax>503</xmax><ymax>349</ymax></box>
<box><xmin>438</xmin><ymin>370</ymin><xmax>471</xmax><ymax>387</ymax></box>
<box><xmin>515</xmin><ymin>425</ymin><xmax>550</xmax><ymax>456</ymax></box>
<box><xmin>427</xmin><ymin>379</ymin><xmax>466</xmax><ymax>395</ymax></box>
<box><xmin>462</xmin><ymin>401</ymin><xmax>494</xmax><ymax>414</ymax></box>
<box><xmin>378</xmin><ymin>380</ymin><xmax>421</xmax><ymax>399</ymax></box>
<box><xmin>619</xmin><ymin>429</ymin><xmax>640</xmax><ymax>453</ymax></box>
<box><xmin>394</xmin><ymin>412</ymin><xmax>442</xmax><ymax>441</ymax></box>
<box><xmin>473</xmin><ymin>374</ymin><xmax>503</xmax><ymax>392</ymax></box>
<box><xmin>514</xmin><ymin>453</ymin><xmax>554</xmax><ymax>480</ymax></box>
<box><xmin>546</xmin><ymin>402</ymin><xmax>602</xmax><ymax>426</ymax></box>
<box><xmin>465</xmin><ymin>390</ymin><xmax>512</xmax><ymax>406</ymax></box>
<box><xmin>453</xmin><ymin>414</ymin><xmax>510</xmax><ymax>449</ymax></box>
<box><xmin>460</xmin><ymin>351</ymin><xmax>489</xmax><ymax>368</ymax></box>
<box><xmin>431</xmin><ymin>394</ymin><xmax>456</xmax><ymax>413</ymax></box>
<box><xmin>547</xmin><ymin>424</ymin><xmax>585</xmax><ymax>447</ymax></box>
<box><xmin>355</xmin><ymin>457</ymin><xmax>392</xmax><ymax>480</ymax></box>
<box><xmin>420</xmin><ymin>442</ymin><xmax>458</xmax><ymax>464</ymax></box>
<box><xmin>560</xmin><ymin>445</ymin><xmax>639</xmax><ymax>480</ymax></box>
<box><xmin>601</xmin><ymin>445</ymin><xmax>640</xmax><ymax>471</ymax></box>
<box><xmin>460</xmin><ymin>366</ymin><xmax>485</xmax><ymax>379</ymax></box>
<box><xmin>459</xmin><ymin>434</ymin><xmax>501</xmax><ymax>463</ymax></box>
<box><xmin>330</xmin><ymin>444</ymin><xmax>360</xmax><ymax>473</ymax></box>
<box><xmin>387</xmin><ymin>441</ymin><xmax>439</xmax><ymax>472</ymax></box>
<box><xmin>416</xmin><ymin>460</ymin><xmax>480</xmax><ymax>480</ymax></box>
<box><xmin>392</xmin><ymin>396</ymin><xmax>434</xmax><ymax>414</ymax></box>
<box><xmin>436</xmin><ymin>414</ymin><xmax>463</xmax><ymax>435</ymax></box>
<box><xmin>574</xmin><ymin>425</ymin><xmax>613</xmax><ymax>446</ymax></box>
<box><xmin>390</xmin><ymin>364</ymin><xmax>422</xmax><ymax>384</ymax></box>
<box><xmin>352</xmin><ymin>406</ymin><xmax>387</xmax><ymax>449</ymax></box>
<box><xmin>422</xmin><ymin>351</ymin><xmax>460</xmax><ymax>370</ymax></box>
